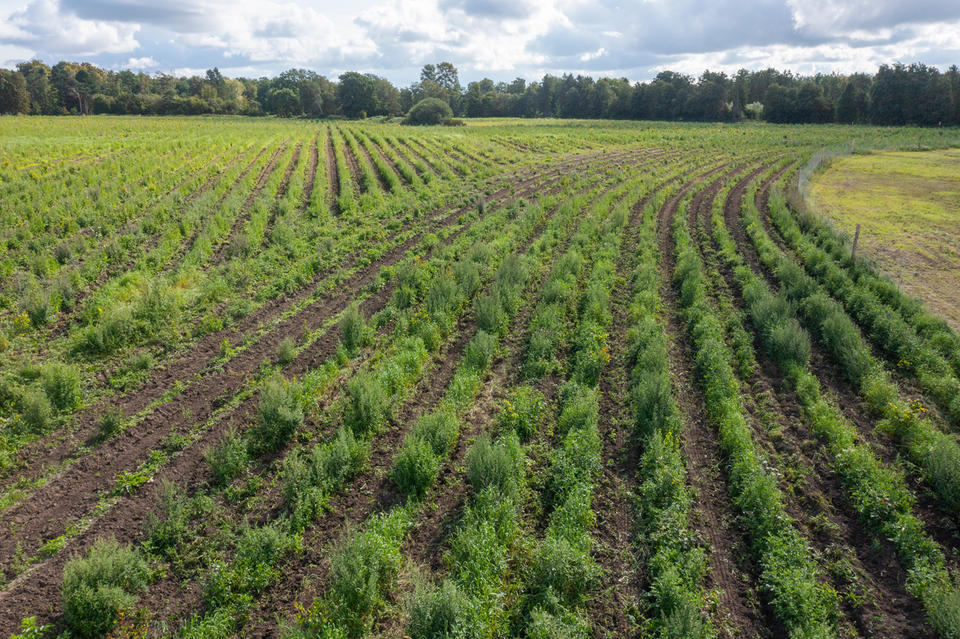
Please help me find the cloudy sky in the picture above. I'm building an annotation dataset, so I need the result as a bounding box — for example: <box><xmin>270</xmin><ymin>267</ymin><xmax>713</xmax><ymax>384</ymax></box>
<box><xmin>1</xmin><ymin>0</ymin><xmax>958</xmax><ymax>85</ymax></box>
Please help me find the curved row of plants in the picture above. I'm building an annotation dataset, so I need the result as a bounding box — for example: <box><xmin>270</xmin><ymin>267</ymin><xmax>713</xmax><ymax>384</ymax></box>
<box><xmin>725</xmin><ymin>173</ymin><xmax>960</xmax><ymax>638</ymax></box>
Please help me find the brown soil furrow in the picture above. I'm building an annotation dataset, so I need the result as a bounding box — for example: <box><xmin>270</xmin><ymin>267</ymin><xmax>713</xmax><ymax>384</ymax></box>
<box><xmin>325</xmin><ymin>127</ymin><xmax>340</xmax><ymax>215</ymax></box>
<box><xmin>367</xmin><ymin>136</ymin><xmax>413</xmax><ymax>187</ymax></box>
<box><xmin>259</xmin><ymin>141</ymin><xmax>303</xmax><ymax>246</ymax></box>
<box><xmin>300</xmin><ymin>130</ymin><xmax>321</xmax><ymax>211</ymax></box>
<box><xmin>352</xmin><ymin>133</ymin><xmax>392</xmax><ymax>193</ymax></box>
<box><xmin>656</xmin><ymin>159</ymin><xmax>770</xmax><ymax>639</ymax></box>
<box><xmin>2</xmin><ymin>147</ymin><xmax>655</xmax><ymax>499</ymax></box>
<box><xmin>713</xmin><ymin>165</ymin><xmax>938</xmax><ymax>638</ymax></box>
<box><xmin>383</xmin><ymin>138</ymin><xmax>427</xmax><ymax>180</ymax></box>
<box><xmin>408</xmin><ymin>138</ymin><xmax>463</xmax><ymax>176</ymax></box>
<box><xmin>589</xmin><ymin>191</ymin><xmax>663</xmax><ymax>637</ymax></box>
<box><xmin>211</xmin><ymin>141</ymin><xmax>289</xmax><ymax>265</ymax></box>
<box><xmin>0</xmin><ymin>151</ymin><xmax>646</xmax><ymax>583</ymax></box>
<box><xmin>339</xmin><ymin>131</ymin><xmax>365</xmax><ymax>193</ymax></box>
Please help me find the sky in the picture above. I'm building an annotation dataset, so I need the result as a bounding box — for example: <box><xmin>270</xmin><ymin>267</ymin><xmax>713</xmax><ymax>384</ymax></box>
<box><xmin>1</xmin><ymin>0</ymin><xmax>959</xmax><ymax>86</ymax></box>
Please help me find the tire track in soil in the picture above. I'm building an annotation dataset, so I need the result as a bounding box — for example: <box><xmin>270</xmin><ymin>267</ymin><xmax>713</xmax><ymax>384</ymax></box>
<box><xmin>0</xmin><ymin>148</ymin><xmax>651</xmax><ymax>500</ymax></box>
<box><xmin>657</xmin><ymin>159</ymin><xmax>770</xmax><ymax>639</ymax></box>
<box><xmin>0</xmin><ymin>150</ymin><xmax>658</xmax><ymax>599</ymax></box>
<box><xmin>211</xmin><ymin>140</ymin><xmax>291</xmax><ymax>265</ymax></box>
<box><xmin>715</xmin><ymin>165</ymin><xmax>951</xmax><ymax>637</ymax></box>
<box><xmin>325</xmin><ymin>127</ymin><xmax>340</xmax><ymax>216</ymax></box>
<box><xmin>0</xmin><ymin>150</ymin><xmax>633</xmax><ymax>636</ymax></box>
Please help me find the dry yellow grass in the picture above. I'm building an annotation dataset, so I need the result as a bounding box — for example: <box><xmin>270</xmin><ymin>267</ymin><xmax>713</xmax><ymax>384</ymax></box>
<box><xmin>811</xmin><ymin>149</ymin><xmax>960</xmax><ymax>330</ymax></box>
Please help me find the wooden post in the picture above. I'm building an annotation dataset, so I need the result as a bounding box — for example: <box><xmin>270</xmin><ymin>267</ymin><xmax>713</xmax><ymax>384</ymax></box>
<box><xmin>852</xmin><ymin>223</ymin><xmax>862</xmax><ymax>260</ymax></box>
<box><xmin>918</xmin><ymin>135</ymin><xmax>921</xmax><ymax>151</ymax></box>
<box><xmin>852</xmin><ymin>138</ymin><xmax>855</xmax><ymax>153</ymax></box>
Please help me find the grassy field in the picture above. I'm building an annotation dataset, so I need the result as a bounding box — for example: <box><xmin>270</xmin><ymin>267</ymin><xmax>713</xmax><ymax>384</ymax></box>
<box><xmin>2</xmin><ymin>117</ymin><xmax>960</xmax><ymax>639</ymax></box>
<box><xmin>811</xmin><ymin>149</ymin><xmax>960</xmax><ymax>329</ymax></box>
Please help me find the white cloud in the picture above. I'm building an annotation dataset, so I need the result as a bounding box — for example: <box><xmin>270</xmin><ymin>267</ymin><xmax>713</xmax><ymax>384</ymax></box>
<box><xmin>356</xmin><ymin>0</ymin><xmax>570</xmax><ymax>71</ymax></box>
<box><xmin>124</xmin><ymin>56</ymin><xmax>157</xmax><ymax>67</ymax></box>
<box><xmin>580</xmin><ymin>46</ymin><xmax>607</xmax><ymax>61</ymax></box>
<box><xmin>1</xmin><ymin>0</ymin><xmax>140</xmax><ymax>56</ymax></box>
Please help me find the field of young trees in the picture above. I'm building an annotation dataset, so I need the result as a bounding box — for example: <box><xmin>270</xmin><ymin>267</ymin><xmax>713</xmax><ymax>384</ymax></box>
<box><xmin>2</xmin><ymin>116</ymin><xmax>960</xmax><ymax>639</ymax></box>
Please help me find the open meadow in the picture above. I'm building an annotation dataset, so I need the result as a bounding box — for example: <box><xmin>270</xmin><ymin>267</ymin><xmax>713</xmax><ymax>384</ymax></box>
<box><xmin>810</xmin><ymin>149</ymin><xmax>960</xmax><ymax>331</ymax></box>
<box><xmin>3</xmin><ymin>116</ymin><xmax>960</xmax><ymax>639</ymax></box>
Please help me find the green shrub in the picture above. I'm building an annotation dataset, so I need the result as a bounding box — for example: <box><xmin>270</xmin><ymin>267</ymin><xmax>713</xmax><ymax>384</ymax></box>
<box><xmin>252</xmin><ymin>376</ymin><xmax>304</xmax><ymax>452</ymax></box>
<box><xmin>391</xmin><ymin>437</ymin><xmax>441</xmax><ymax>500</ymax></box>
<box><xmin>630</xmin><ymin>370</ymin><xmax>676</xmax><ymax>441</ymax></box>
<box><xmin>19</xmin><ymin>388</ymin><xmax>53</xmax><ymax>434</ymax></box>
<box><xmin>277</xmin><ymin>337</ymin><xmax>297</xmax><ymax>365</ymax></box>
<box><xmin>404</xmin><ymin>98</ymin><xmax>454</xmax><ymax>126</ymax></box>
<box><xmin>41</xmin><ymin>362</ymin><xmax>81</xmax><ymax>411</ymax></box>
<box><xmin>340</xmin><ymin>304</ymin><xmax>367</xmax><ymax>358</ymax></box>
<box><xmin>497</xmin><ymin>385</ymin><xmax>548</xmax><ymax>440</ymax></box>
<box><xmin>98</xmin><ymin>407</ymin><xmax>126</xmax><ymax>440</ymax></box>
<box><xmin>453</xmin><ymin>261</ymin><xmax>481</xmax><ymax>299</ymax></box>
<box><xmin>408</xmin><ymin>581</ymin><xmax>473</xmax><ymax>639</ymax></box>
<box><xmin>527</xmin><ymin>608</ymin><xmax>590</xmax><ymax>639</ymax></box>
<box><xmin>463</xmin><ymin>330</ymin><xmax>497</xmax><ymax>373</ymax></box>
<box><xmin>328</xmin><ymin>510</ymin><xmax>408</xmax><ymax>636</ymax></box>
<box><xmin>344</xmin><ymin>373</ymin><xmax>386</xmax><ymax>435</ymax></box>
<box><xmin>474</xmin><ymin>294</ymin><xmax>505</xmax><ymax>336</ymax></box>
<box><xmin>24</xmin><ymin>293</ymin><xmax>52</xmax><ymax>328</ymax></box>
<box><xmin>411</xmin><ymin>411</ymin><xmax>459</xmax><ymax>457</ymax></box>
<box><xmin>226</xmin><ymin>235</ymin><xmax>252</xmax><ymax>260</ymax></box>
<box><xmin>466</xmin><ymin>432</ymin><xmax>523</xmax><ymax>499</ymax></box>
<box><xmin>61</xmin><ymin>538</ymin><xmax>150</xmax><ymax>637</ymax></box>
<box><xmin>557</xmin><ymin>383</ymin><xmax>598</xmax><ymax>439</ymax></box>
<box><xmin>205</xmin><ymin>429</ymin><xmax>249</xmax><ymax>485</ymax></box>
<box><xmin>426</xmin><ymin>278</ymin><xmax>460</xmax><ymax>316</ymax></box>
<box><xmin>770</xmin><ymin>320</ymin><xmax>810</xmax><ymax>370</ymax></box>
<box><xmin>528</xmin><ymin>536</ymin><xmax>599</xmax><ymax>608</ymax></box>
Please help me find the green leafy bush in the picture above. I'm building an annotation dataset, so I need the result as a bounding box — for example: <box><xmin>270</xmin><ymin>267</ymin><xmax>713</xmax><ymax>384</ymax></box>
<box><xmin>340</xmin><ymin>304</ymin><xmax>367</xmax><ymax>358</ymax></box>
<box><xmin>41</xmin><ymin>362</ymin><xmax>81</xmax><ymax>411</ymax></box>
<box><xmin>344</xmin><ymin>373</ymin><xmax>386</xmax><ymax>435</ymax></box>
<box><xmin>391</xmin><ymin>437</ymin><xmax>441</xmax><ymax>500</ymax></box>
<box><xmin>463</xmin><ymin>330</ymin><xmax>496</xmax><ymax>372</ymax></box>
<box><xmin>404</xmin><ymin>98</ymin><xmax>454</xmax><ymax>126</ymax></box>
<box><xmin>277</xmin><ymin>337</ymin><xmax>297</xmax><ymax>365</ymax></box>
<box><xmin>252</xmin><ymin>376</ymin><xmax>304</xmax><ymax>452</ymax></box>
<box><xmin>410</xmin><ymin>411</ymin><xmax>459</xmax><ymax>457</ymax></box>
<box><xmin>497</xmin><ymin>385</ymin><xmax>548</xmax><ymax>440</ymax></box>
<box><xmin>19</xmin><ymin>388</ymin><xmax>53</xmax><ymax>434</ymax></box>
<box><xmin>205</xmin><ymin>429</ymin><xmax>249</xmax><ymax>485</ymax></box>
<box><xmin>61</xmin><ymin>538</ymin><xmax>150</xmax><ymax>637</ymax></box>
<box><xmin>466</xmin><ymin>432</ymin><xmax>523</xmax><ymax>499</ymax></box>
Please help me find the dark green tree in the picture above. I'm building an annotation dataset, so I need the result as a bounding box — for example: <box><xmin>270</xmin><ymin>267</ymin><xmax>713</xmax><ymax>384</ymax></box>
<box><xmin>337</xmin><ymin>72</ymin><xmax>379</xmax><ymax>118</ymax></box>
<box><xmin>0</xmin><ymin>69</ymin><xmax>30</xmax><ymax>114</ymax></box>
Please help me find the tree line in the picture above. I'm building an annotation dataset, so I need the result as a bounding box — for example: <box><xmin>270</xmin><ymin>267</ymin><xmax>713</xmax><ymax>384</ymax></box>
<box><xmin>0</xmin><ymin>59</ymin><xmax>957</xmax><ymax>127</ymax></box>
